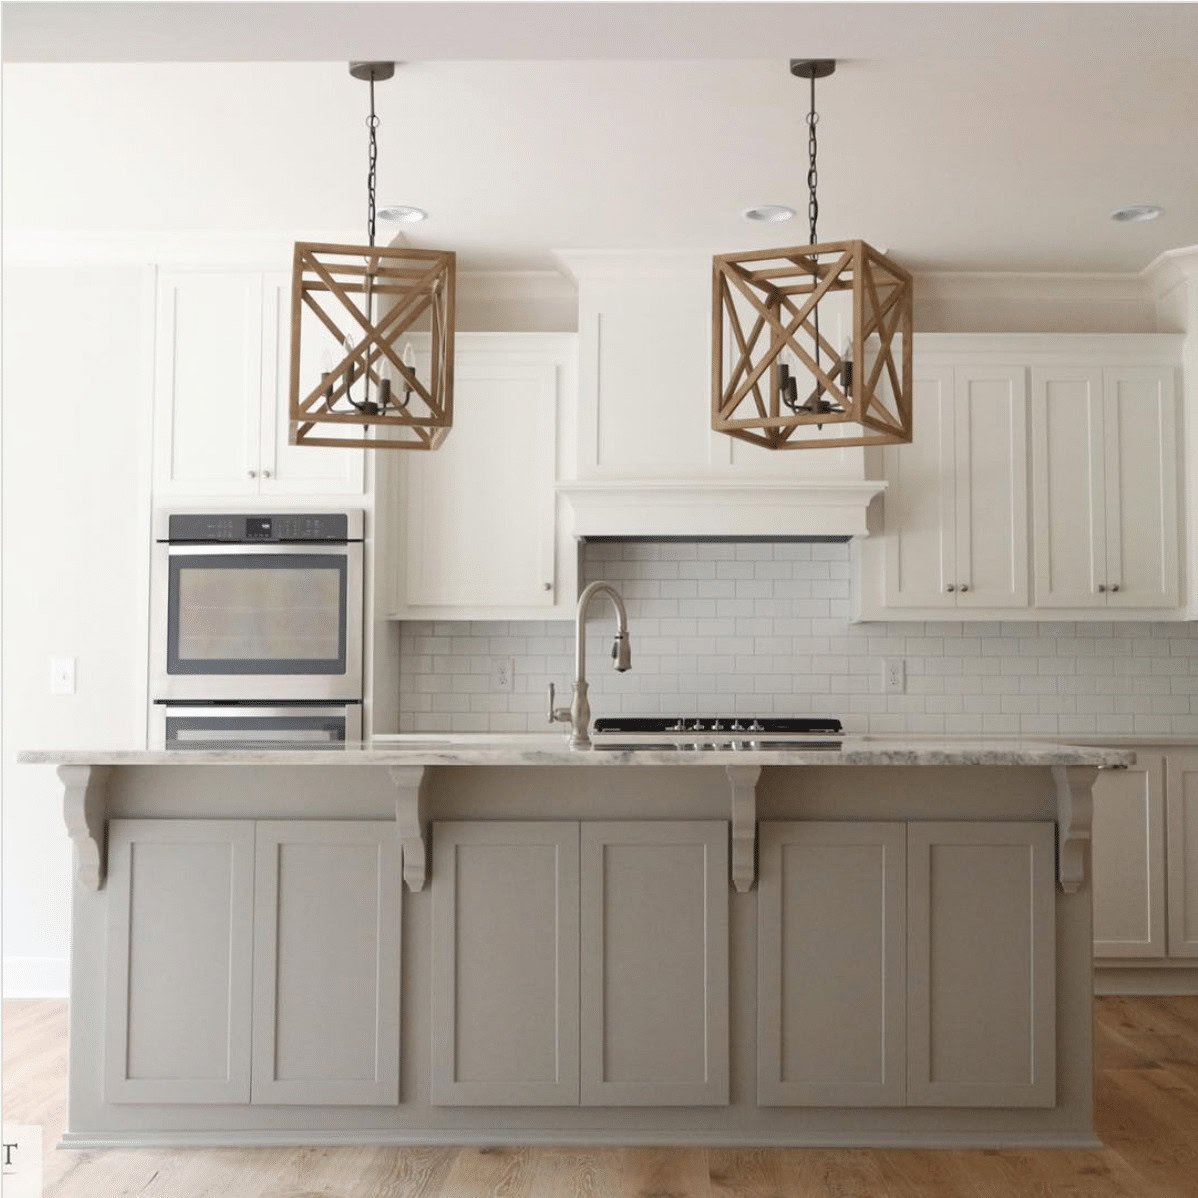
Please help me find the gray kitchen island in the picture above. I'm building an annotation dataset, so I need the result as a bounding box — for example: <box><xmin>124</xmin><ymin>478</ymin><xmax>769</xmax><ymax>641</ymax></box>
<box><xmin>21</xmin><ymin>736</ymin><xmax>1130</xmax><ymax>1150</ymax></box>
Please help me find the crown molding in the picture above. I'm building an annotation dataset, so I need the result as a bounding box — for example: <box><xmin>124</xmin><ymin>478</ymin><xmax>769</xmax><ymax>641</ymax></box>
<box><xmin>1141</xmin><ymin>245</ymin><xmax>1198</xmax><ymax>299</ymax></box>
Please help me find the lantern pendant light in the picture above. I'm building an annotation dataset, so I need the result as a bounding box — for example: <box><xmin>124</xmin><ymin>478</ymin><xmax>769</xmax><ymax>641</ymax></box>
<box><xmin>289</xmin><ymin>62</ymin><xmax>456</xmax><ymax>451</ymax></box>
<box><xmin>712</xmin><ymin>59</ymin><xmax>913</xmax><ymax>450</ymax></box>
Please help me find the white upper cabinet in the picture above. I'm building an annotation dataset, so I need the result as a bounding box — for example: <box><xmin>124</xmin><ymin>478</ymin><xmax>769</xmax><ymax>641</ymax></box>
<box><xmin>153</xmin><ymin>268</ymin><xmax>363</xmax><ymax>499</ymax></box>
<box><xmin>882</xmin><ymin>364</ymin><xmax>1027</xmax><ymax>610</ymax></box>
<box><xmin>386</xmin><ymin>334</ymin><xmax>578</xmax><ymax>620</ymax></box>
<box><xmin>859</xmin><ymin>335</ymin><xmax>1183</xmax><ymax>621</ymax></box>
<box><xmin>1032</xmin><ymin>365</ymin><xmax>1178</xmax><ymax>609</ymax></box>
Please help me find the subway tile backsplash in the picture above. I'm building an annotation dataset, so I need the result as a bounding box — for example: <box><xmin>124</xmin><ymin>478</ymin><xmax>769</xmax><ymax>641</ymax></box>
<box><xmin>397</xmin><ymin>541</ymin><xmax>1198</xmax><ymax>737</ymax></box>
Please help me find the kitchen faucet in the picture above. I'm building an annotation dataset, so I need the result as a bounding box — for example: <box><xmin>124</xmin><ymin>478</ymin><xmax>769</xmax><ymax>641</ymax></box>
<box><xmin>547</xmin><ymin>581</ymin><xmax>632</xmax><ymax>749</ymax></box>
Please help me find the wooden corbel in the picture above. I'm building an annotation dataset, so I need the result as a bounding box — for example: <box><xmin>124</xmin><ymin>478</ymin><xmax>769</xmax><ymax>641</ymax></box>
<box><xmin>58</xmin><ymin>764</ymin><xmax>112</xmax><ymax>890</ymax></box>
<box><xmin>1052</xmin><ymin>764</ymin><xmax>1099</xmax><ymax>894</ymax></box>
<box><xmin>389</xmin><ymin>765</ymin><xmax>430</xmax><ymax>891</ymax></box>
<box><xmin>725</xmin><ymin>765</ymin><xmax>763</xmax><ymax>893</ymax></box>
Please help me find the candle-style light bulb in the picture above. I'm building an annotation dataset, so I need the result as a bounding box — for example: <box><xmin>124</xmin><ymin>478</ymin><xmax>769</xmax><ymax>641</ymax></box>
<box><xmin>400</xmin><ymin>342</ymin><xmax>416</xmax><ymax>408</ymax></box>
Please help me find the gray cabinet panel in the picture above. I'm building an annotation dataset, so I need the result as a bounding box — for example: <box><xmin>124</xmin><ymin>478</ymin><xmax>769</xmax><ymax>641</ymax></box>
<box><xmin>431</xmin><ymin>821</ymin><xmax>580</xmax><ymax>1106</ymax></box>
<box><xmin>1166</xmin><ymin>752</ymin><xmax>1198</xmax><ymax>958</ymax></box>
<box><xmin>580</xmin><ymin>821</ymin><xmax>729</xmax><ymax>1106</ymax></box>
<box><xmin>757</xmin><ymin>821</ymin><xmax>906</xmax><ymax>1106</ymax></box>
<box><xmin>251</xmin><ymin>821</ymin><xmax>401</xmax><ymax>1105</ymax></box>
<box><xmin>104</xmin><ymin>819</ymin><xmax>254</xmax><ymax>1104</ymax></box>
<box><xmin>907</xmin><ymin>821</ymin><xmax>1056</xmax><ymax>1108</ymax></box>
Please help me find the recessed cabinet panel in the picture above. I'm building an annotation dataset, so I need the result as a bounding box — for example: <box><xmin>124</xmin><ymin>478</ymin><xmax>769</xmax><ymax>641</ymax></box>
<box><xmin>907</xmin><ymin>821</ymin><xmax>1055</xmax><ymax>1107</ymax></box>
<box><xmin>154</xmin><ymin>271</ymin><xmax>262</xmax><ymax>496</ymax></box>
<box><xmin>1031</xmin><ymin>368</ymin><xmax>1106</xmax><ymax>607</ymax></box>
<box><xmin>580</xmin><ymin>821</ymin><xmax>728</xmax><ymax>1106</ymax></box>
<box><xmin>1166</xmin><ymin>754</ymin><xmax>1198</xmax><ymax>958</ymax></box>
<box><xmin>259</xmin><ymin>275</ymin><xmax>365</xmax><ymax>496</ymax></box>
<box><xmin>1093</xmin><ymin>755</ymin><xmax>1167</xmax><ymax>958</ymax></box>
<box><xmin>757</xmin><ymin>822</ymin><xmax>906</xmax><ymax>1106</ymax></box>
<box><xmin>104</xmin><ymin>819</ymin><xmax>254</xmax><ymax>1104</ymax></box>
<box><xmin>1103</xmin><ymin>368</ymin><xmax>1179</xmax><ymax>609</ymax></box>
<box><xmin>403</xmin><ymin>359</ymin><xmax>558</xmax><ymax>608</ymax></box>
<box><xmin>251</xmin><ymin>821</ymin><xmax>400</xmax><ymax>1105</ymax></box>
<box><xmin>882</xmin><ymin>366</ymin><xmax>957</xmax><ymax>608</ymax></box>
<box><xmin>953</xmin><ymin>367</ymin><xmax>1028</xmax><ymax>608</ymax></box>
<box><xmin>431</xmin><ymin>821</ymin><xmax>580</xmax><ymax>1105</ymax></box>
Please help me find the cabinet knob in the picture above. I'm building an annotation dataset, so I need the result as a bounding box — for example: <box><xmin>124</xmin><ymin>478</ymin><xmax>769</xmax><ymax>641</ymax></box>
<box><xmin>262</xmin><ymin>469</ymin><xmax>272</xmax><ymax>479</ymax></box>
<box><xmin>1110</xmin><ymin>583</ymin><xmax>1120</xmax><ymax>593</ymax></box>
<box><xmin>1097</xmin><ymin>583</ymin><xmax>1107</xmax><ymax>593</ymax></box>
<box><xmin>945</xmin><ymin>584</ymin><xmax>956</xmax><ymax>593</ymax></box>
<box><xmin>959</xmin><ymin>584</ymin><xmax>970</xmax><ymax>593</ymax></box>
<box><xmin>247</xmin><ymin>470</ymin><xmax>257</xmax><ymax>479</ymax></box>
<box><xmin>542</xmin><ymin>582</ymin><xmax>552</xmax><ymax>592</ymax></box>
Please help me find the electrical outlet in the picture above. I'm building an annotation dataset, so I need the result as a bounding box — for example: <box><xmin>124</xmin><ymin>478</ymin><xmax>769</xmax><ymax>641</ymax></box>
<box><xmin>492</xmin><ymin>657</ymin><xmax>515</xmax><ymax>693</ymax></box>
<box><xmin>50</xmin><ymin>656</ymin><xmax>76</xmax><ymax>695</ymax></box>
<box><xmin>883</xmin><ymin>658</ymin><xmax>905</xmax><ymax>695</ymax></box>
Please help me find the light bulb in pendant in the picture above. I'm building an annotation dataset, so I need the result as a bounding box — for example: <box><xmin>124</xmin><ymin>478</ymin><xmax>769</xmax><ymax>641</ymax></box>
<box><xmin>400</xmin><ymin>342</ymin><xmax>416</xmax><ymax>408</ymax></box>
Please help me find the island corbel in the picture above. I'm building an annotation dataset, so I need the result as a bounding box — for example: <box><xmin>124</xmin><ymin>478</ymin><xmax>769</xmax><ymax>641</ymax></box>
<box><xmin>58</xmin><ymin>764</ymin><xmax>112</xmax><ymax>890</ymax></box>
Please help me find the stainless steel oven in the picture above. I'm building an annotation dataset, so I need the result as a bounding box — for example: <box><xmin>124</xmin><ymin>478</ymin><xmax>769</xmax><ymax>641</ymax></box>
<box><xmin>152</xmin><ymin>702</ymin><xmax>362</xmax><ymax>749</ymax></box>
<box><xmin>151</xmin><ymin>511</ymin><xmax>364</xmax><ymax>701</ymax></box>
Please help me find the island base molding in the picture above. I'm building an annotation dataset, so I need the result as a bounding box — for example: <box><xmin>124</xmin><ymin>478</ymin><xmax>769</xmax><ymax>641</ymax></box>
<box><xmin>57</xmin><ymin>1128</ymin><xmax>1105</xmax><ymax>1152</ymax></box>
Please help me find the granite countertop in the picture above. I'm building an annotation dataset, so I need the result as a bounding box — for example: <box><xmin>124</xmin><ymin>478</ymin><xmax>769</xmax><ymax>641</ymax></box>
<box><xmin>18</xmin><ymin>735</ymin><xmax>1134</xmax><ymax>769</ymax></box>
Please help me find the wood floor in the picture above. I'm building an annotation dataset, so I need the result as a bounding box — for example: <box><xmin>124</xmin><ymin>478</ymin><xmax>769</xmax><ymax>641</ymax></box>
<box><xmin>5</xmin><ymin>996</ymin><xmax>1198</xmax><ymax>1197</ymax></box>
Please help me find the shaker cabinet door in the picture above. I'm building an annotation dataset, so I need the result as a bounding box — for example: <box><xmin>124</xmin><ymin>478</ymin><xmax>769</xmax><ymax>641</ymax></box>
<box><xmin>104</xmin><ymin>819</ymin><xmax>255</xmax><ymax>1104</ymax></box>
<box><xmin>579</xmin><ymin>821</ymin><xmax>729</xmax><ymax>1106</ymax></box>
<box><xmin>757</xmin><ymin>821</ymin><xmax>906</xmax><ymax>1106</ymax></box>
<box><xmin>251</xmin><ymin>820</ymin><xmax>401</xmax><ymax>1105</ymax></box>
<box><xmin>907</xmin><ymin>821</ymin><xmax>1056</xmax><ymax>1108</ymax></box>
<box><xmin>1166</xmin><ymin>753</ymin><xmax>1198</xmax><ymax>958</ymax></box>
<box><xmin>430</xmin><ymin>821</ymin><xmax>580</xmax><ymax>1105</ymax></box>
<box><xmin>1092</xmin><ymin>754</ymin><xmax>1167</xmax><ymax>958</ymax></box>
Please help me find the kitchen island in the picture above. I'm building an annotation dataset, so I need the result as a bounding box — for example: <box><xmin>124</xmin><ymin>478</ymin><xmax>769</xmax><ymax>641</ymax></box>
<box><xmin>21</xmin><ymin>737</ymin><xmax>1131</xmax><ymax>1149</ymax></box>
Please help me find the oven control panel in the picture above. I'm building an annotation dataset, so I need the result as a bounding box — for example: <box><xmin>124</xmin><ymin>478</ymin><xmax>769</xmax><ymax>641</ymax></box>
<box><xmin>165</xmin><ymin>513</ymin><xmax>355</xmax><ymax>543</ymax></box>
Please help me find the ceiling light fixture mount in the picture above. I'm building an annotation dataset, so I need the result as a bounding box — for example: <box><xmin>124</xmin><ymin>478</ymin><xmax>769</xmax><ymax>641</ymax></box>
<box><xmin>712</xmin><ymin>58</ymin><xmax>914</xmax><ymax>451</ymax></box>
<box><xmin>1110</xmin><ymin>204</ymin><xmax>1163</xmax><ymax>224</ymax></box>
<box><xmin>288</xmin><ymin>61</ymin><xmax>456</xmax><ymax>451</ymax></box>
<box><xmin>743</xmin><ymin>204</ymin><xmax>796</xmax><ymax>223</ymax></box>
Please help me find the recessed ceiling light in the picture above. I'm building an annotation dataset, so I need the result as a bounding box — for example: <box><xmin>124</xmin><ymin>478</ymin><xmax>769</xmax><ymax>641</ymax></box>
<box><xmin>378</xmin><ymin>205</ymin><xmax>428</xmax><ymax>224</ymax></box>
<box><xmin>743</xmin><ymin>204</ymin><xmax>795</xmax><ymax>224</ymax></box>
<box><xmin>1110</xmin><ymin>204</ymin><xmax>1163</xmax><ymax>224</ymax></box>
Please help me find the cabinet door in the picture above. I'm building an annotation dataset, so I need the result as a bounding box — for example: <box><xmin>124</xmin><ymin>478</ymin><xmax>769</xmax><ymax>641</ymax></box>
<box><xmin>580</xmin><ymin>821</ymin><xmax>728</xmax><ymax>1106</ymax></box>
<box><xmin>154</xmin><ymin>270</ymin><xmax>263</xmax><ymax>496</ymax></box>
<box><xmin>1093</xmin><ymin>755</ymin><xmax>1167</xmax><ymax>958</ymax></box>
<box><xmin>757</xmin><ymin>822</ymin><xmax>906</xmax><ymax>1107</ymax></box>
<box><xmin>1030</xmin><ymin>367</ymin><xmax>1107</xmax><ymax>607</ymax></box>
<box><xmin>907</xmin><ymin>821</ymin><xmax>1055</xmax><ymax>1107</ymax></box>
<box><xmin>1166</xmin><ymin>753</ymin><xmax>1198</xmax><ymax>957</ymax></box>
<box><xmin>258</xmin><ymin>275</ymin><xmax>365</xmax><ymax>496</ymax></box>
<box><xmin>953</xmin><ymin>367</ymin><xmax>1029</xmax><ymax>608</ymax></box>
<box><xmin>1103</xmin><ymin>368</ymin><xmax>1179</xmax><ymax>609</ymax></box>
<box><xmin>104</xmin><ymin>819</ymin><xmax>254</xmax><ymax>1104</ymax></box>
<box><xmin>251</xmin><ymin>821</ymin><xmax>400</xmax><ymax>1105</ymax></box>
<box><xmin>431</xmin><ymin>821</ymin><xmax>580</xmax><ymax>1105</ymax></box>
<box><xmin>401</xmin><ymin>352</ymin><xmax>559</xmax><ymax>608</ymax></box>
<box><xmin>882</xmin><ymin>365</ymin><xmax>958</xmax><ymax>607</ymax></box>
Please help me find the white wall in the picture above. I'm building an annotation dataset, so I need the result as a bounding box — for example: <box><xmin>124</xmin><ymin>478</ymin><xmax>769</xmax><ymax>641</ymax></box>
<box><xmin>2</xmin><ymin>265</ymin><xmax>153</xmax><ymax>996</ymax></box>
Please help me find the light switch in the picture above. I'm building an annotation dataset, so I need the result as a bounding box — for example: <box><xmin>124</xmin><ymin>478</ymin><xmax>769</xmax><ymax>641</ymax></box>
<box><xmin>50</xmin><ymin>657</ymin><xmax>76</xmax><ymax>695</ymax></box>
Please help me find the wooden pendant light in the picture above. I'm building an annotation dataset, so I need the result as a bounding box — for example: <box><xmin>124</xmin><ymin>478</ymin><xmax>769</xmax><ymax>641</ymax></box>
<box><xmin>289</xmin><ymin>62</ymin><xmax>456</xmax><ymax>451</ymax></box>
<box><xmin>712</xmin><ymin>60</ymin><xmax>914</xmax><ymax>450</ymax></box>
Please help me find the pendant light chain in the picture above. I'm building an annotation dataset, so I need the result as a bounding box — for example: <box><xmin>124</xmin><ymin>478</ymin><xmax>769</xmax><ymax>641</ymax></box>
<box><xmin>366</xmin><ymin>76</ymin><xmax>380</xmax><ymax>248</ymax></box>
<box><xmin>806</xmin><ymin>72</ymin><xmax>820</xmax><ymax>245</ymax></box>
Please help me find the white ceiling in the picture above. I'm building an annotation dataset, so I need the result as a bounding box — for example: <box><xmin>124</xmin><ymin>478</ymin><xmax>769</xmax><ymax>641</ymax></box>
<box><xmin>3</xmin><ymin>4</ymin><xmax>1196</xmax><ymax>273</ymax></box>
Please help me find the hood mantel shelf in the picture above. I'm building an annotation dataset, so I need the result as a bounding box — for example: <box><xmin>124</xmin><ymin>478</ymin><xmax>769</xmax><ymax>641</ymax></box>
<box><xmin>557</xmin><ymin>478</ymin><xmax>886</xmax><ymax>539</ymax></box>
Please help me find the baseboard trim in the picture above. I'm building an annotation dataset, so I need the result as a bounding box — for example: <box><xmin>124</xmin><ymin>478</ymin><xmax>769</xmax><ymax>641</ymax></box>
<box><xmin>3</xmin><ymin>956</ymin><xmax>69</xmax><ymax>998</ymax></box>
<box><xmin>59</xmin><ymin>1128</ymin><xmax>1103</xmax><ymax>1151</ymax></box>
<box><xmin>1095</xmin><ymin>966</ymin><xmax>1198</xmax><ymax>995</ymax></box>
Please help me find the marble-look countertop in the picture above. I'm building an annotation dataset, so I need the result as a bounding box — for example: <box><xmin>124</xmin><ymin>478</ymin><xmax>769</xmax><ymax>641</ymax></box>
<box><xmin>19</xmin><ymin>735</ymin><xmax>1134</xmax><ymax>769</ymax></box>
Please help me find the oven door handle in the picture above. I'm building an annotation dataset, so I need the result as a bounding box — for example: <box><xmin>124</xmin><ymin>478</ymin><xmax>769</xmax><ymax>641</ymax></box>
<box><xmin>162</xmin><ymin>543</ymin><xmax>359</xmax><ymax>557</ymax></box>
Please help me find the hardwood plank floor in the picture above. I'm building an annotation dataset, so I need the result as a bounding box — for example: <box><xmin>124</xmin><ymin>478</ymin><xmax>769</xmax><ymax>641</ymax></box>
<box><xmin>5</xmin><ymin>997</ymin><xmax>1198</xmax><ymax>1197</ymax></box>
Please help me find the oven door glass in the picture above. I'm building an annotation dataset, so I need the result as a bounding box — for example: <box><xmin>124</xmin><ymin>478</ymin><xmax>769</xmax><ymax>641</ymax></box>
<box><xmin>167</xmin><ymin>553</ymin><xmax>347</xmax><ymax>676</ymax></box>
<box><xmin>164</xmin><ymin>713</ymin><xmax>350</xmax><ymax>750</ymax></box>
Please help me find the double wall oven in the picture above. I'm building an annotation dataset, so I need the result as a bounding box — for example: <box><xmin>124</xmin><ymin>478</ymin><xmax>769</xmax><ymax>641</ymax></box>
<box><xmin>150</xmin><ymin>511</ymin><xmax>364</xmax><ymax>748</ymax></box>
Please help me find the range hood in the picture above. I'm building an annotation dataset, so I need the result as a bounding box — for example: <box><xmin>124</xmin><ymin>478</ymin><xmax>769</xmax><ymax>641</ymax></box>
<box><xmin>557</xmin><ymin>479</ymin><xmax>886</xmax><ymax>540</ymax></box>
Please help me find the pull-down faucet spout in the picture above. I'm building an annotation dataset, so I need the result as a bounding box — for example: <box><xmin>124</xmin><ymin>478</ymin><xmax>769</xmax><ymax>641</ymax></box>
<box><xmin>547</xmin><ymin>581</ymin><xmax>632</xmax><ymax>749</ymax></box>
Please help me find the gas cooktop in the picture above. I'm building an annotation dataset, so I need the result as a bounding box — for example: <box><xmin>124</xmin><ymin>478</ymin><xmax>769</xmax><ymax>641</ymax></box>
<box><xmin>592</xmin><ymin>716</ymin><xmax>844</xmax><ymax>735</ymax></box>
